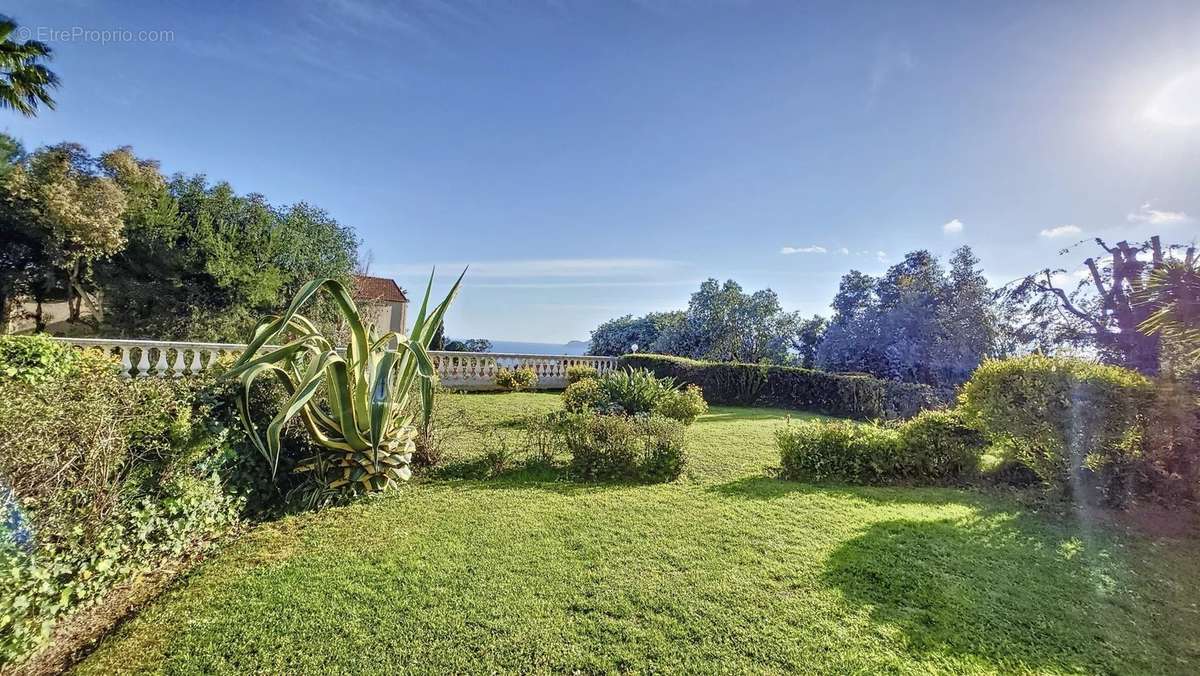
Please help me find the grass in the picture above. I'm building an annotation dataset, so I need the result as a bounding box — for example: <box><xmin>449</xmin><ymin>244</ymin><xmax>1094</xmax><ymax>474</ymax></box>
<box><xmin>79</xmin><ymin>392</ymin><xmax>1200</xmax><ymax>674</ymax></box>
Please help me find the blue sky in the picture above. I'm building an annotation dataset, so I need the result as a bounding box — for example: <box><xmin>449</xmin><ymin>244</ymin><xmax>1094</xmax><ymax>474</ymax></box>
<box><xmin>5</xmin><ymin>1</ymin><xmax>1199</xmax><ymax>343</ymax></box>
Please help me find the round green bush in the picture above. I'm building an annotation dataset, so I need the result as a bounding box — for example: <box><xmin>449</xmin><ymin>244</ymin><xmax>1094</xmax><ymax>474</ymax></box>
<box><xmin>495</xmin><ymin>366</ymin><xmax>538</xmax><ymax>391</ymax></box>
<box><xmin>562</xmin><ymin>378</ymin><xmax>603</xmax><ymax>412</ymax></box>
<box><xmin>565</xmin><ymin>364</ymin><xmax>599</xmax><ymax>385</ymax></box>
<box><xmin>653</xmin><ymin>384</ymin><xmax>709</xmax><ymax>424</ymax></box>
<box><xmin>561</xmin><ymin>412</ymin><xmax>687</xmax><ymax>483</ymax></box>
<box><xmin>958</xmin><ymin>355</ymin><xmax>1151</xmax><ymax>501</ymax></box>
<box><xmin>896</xmin><ymin>409</ymin><xmax>985</xmax><ymax>481</ymax></box>
<box><xmin>0</xmin><ymin>334</ymin><xmax>79</xmax><ymax>385</ymax></box>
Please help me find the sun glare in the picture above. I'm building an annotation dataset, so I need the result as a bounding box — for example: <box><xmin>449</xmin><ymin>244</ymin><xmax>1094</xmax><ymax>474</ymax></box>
<box><xmin>1144</xmin><ymin>68</ymin><xmax>1200</xmax><ymax>127</ymax></box>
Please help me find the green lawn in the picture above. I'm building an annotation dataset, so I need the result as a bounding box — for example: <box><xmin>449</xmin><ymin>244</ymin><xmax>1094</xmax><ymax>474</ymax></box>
<box><xmin>78</xmin><ymin>393</ymin><xmax>1200</xmax><ymax>674</ymax></box>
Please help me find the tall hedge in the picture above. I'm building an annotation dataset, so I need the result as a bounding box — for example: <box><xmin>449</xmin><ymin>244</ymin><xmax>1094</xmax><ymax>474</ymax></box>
<box><xmin>619</xmin><ymin>354</ymin><xmax>936</xmax><ymax>420</ymax></box>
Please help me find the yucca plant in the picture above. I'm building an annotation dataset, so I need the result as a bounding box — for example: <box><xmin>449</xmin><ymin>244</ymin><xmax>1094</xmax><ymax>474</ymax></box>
<box><xmin>224</xmin><ymin>271</ymin><xmax>463</xmax><ymax>495</ymax></box>
<box><xmin>599</xmin><ymin>368</ymin><xmax>678</xmax><ymax>414</ymax></box>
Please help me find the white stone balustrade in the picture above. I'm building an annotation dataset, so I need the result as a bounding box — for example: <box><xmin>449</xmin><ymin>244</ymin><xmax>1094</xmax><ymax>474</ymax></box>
<box><xmin>52</xmin><ymin>338</ymin><xmax>618</xmax><ymax>389</ymax></box>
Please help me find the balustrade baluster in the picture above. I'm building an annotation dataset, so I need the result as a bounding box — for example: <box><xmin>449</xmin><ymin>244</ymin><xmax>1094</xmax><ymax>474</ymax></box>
<box><xmin>119</xmin><ymin>346</ymin><xmax>133</xmax><ymax>379</ymax></box>
<box><xmin>189</xmin><ymin>349</ymin><xmax>203</xmax><ymax>375</ymax></box>
<box><xmin>171</xmin><ymin>347</ymin><xmax>187</xmax><ymax>377</ymax></box>
<box><xmin>154</xmin><ymin>347</ymin><xmax>170</xmax><ymax>376</ymax></box>
<box><xmin>136</xmin><ymin>347</ymin><xmax>150</xmax><ymax>377</ymax></box>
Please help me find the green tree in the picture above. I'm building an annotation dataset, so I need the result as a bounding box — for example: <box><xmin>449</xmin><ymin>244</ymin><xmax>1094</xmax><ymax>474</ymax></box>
<box><xmin>789</xmin><ymin>314</ymin><xmax>827</xmax><ymax>368</ymax></box>
<box><xmin>588</xmin><ymin>311</ymin><xmax>684</xmax><ymax>356</ymax></box>
<box><xmin>4</xmin><ymin>143</ymin><xmax>127</xmax><ymax>323</ymax></box>
<box><xmin>652</xmin><ymin>280</ymin><xmax>793</xmax><ymax>363</ymax></box>
<box><xmin>816</xmin><ymin>248</ymin><xmax>997</xmax><ymax>387</ymax></box>
<box><xmin>97</xmin><ymin>168</ymin><xmax>358</xmax><ymax>341</ymax></box>
<box><xmin>0</xmin><ymin>17</ymin><xmax>58</xmax><ymax>117</ymax></box>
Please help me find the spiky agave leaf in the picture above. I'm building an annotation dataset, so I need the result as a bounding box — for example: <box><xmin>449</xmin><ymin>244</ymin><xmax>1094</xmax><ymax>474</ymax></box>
<box><xmin>225</xmin><ymin>273</ymin><xmax>464</xmax><ymax>491</ymax></box>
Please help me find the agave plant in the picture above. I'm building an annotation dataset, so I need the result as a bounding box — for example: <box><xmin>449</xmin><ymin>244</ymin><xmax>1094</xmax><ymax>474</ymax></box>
<box><xmin>225</xmin><ymin>271</ymin><xmax>463</xmax><ymax>494</ymax></box>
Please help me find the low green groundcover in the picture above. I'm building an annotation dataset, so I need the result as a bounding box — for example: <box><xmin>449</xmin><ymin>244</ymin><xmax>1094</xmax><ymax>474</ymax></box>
<box><xmin>75</xmin><ymin>393</ymin><xmax>1200</xmax><ymax>674</ymax></box>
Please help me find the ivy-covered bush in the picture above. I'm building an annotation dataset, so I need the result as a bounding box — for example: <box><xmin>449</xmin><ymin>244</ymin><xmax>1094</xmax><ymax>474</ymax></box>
<box><xmin>565</xmin><ymin>364</ymin><xmax>599</xmax><ymax>385</ymax></box>
<box><xmin>621</xmin><ymin>353</ymin><xmax>936</xmax><ymax>420</ymax></box>
<box><xmin>561</xmin><ymin>412</ymin><xmax>687</xmax><ymax>483</ymax></box>
<box><xmin>776</xmin><ymin>410</ymin><xmax>984</xmax><ymax>484</ymax></box>
<box><xmin>495</xmin><ymin>366</ymin><xmax>538</xmax><ymax>391</ymax></box>
<box><xmin>0</xmin><ymin>338</ymin><xmax>246</xmax><ymax>665</ymax></box>
<box><xmin>0</xmin><ymin>334</ymin><xmax>81</xmax><ymax>386</ymax></box>
<box><xmin>958</xmin><ymin>355</ymin><xmax>1151</xmax><ymax>503</ymax></box>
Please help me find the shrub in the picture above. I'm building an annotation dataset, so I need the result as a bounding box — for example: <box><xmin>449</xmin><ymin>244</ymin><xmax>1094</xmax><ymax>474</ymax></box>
<box><xmin>495</xmin><ymin>365</ymin><xmax>538</xmax><ymax>391</ymax></box>
<box><xmin>654</xmin><ymin>384</ymin><xmax>709</xmax><ymax>424</ymax></box>
<box><xmin>776</xmin><ymin>410</ymin><xmax>984</xmax><ymax>485</ymax></box>
<box><xmin>1131</xmin><ymin>370</ymin><xmax>1200</xmax><ymax>506</ymax></box>
<box><xmin>621</xmin><ymin>353</ymin><xmax>937</xmax><ymax>420</ymax></box>
<box><xmin>959</xmin><ymin>355</ymin><xmax>1151</xmax><ymax>502</ymax></box>
<box><xmin>566</xmin><ymin>364</ymin><xmax>599</xmax><ymax>385</ymax></box>
<box><xmin>0</xmin><ymin>357</ymin><xmax>242</xmax><ymax>664</ymax></box>
<box><xmin>560</xmin><ymin>367</ymin><xmax>710</xmax><ymax>425</ymax></box>
<box><xmin>776</xmin><ymin>419</ymin><xmax>900</xmax><ymax>483</ymax></box>
<box><xmin>895</xmin><ymin>409</ymin><xmax>985</xmax><ymax>482</ymax></box>
<box><xmin>562</xmin><ymin>412</ymin><xmax>687</xmax><ymax>483</ymax></box>
<box><xmin>562</xmin><ymin>378</ymin><xmax>603</xmax><ymax>412</ymax></box>
<box><xmin>0</xmin><ymin>334</ymin><xmax>80</xmax><ymax>385</ymax></box>
<box><xmin>597</xmin><ymin>368</ymin><xmax>675</xmax><ymax>414</ymax></box>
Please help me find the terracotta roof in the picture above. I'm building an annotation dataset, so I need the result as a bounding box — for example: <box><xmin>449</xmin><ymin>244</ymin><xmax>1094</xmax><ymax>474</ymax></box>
<box><xmin>352</xmin><ymin>275</ymin><xmax>408</xmax><ymax>303</ymax></box>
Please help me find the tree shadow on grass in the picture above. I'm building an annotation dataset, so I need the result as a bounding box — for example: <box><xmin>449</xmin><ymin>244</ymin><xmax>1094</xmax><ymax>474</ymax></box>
<box><xmin>823</xmin><ymin>516</ymin><xmax>1129</xmax><ymax>672</ymax></box>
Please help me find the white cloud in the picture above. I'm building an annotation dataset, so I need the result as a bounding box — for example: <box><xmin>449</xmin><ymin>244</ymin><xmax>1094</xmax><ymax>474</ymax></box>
<box><xmin>1040</xmin><ymin>224</ymin><xmax>1083</xmax><ymax>238</ymax></box>
<box><xmin>380</xmin><ymin>258</ymin><xmax>681</xmax><ymax>279</ymax></box>
<box><xmin>876</xmin><ymin>251</ymin><xmax>888</xmax><ymax>263</ymax></box>
<box><xmin>837</xmin><ymin>247</ymin><xmax>850</xmax><ymax>255</ymax></box>
<box><xmin>780</xmin><ymin>245</ymin><xmax>827</xmax><ymax>255</ymax></box>
<box><xmin>942</xmin><ymin>218</ymin><xmax>964</xmax><ymax>234</ymax></box>
<box><xmin>1127</xmin><ymin>202</ymin><xmax>1191</xmax><ymax>225</ymax></box>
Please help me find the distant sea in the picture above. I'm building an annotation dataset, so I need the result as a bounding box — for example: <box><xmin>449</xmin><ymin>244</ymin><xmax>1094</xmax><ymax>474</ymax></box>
<box><xmin>455</xmin><ymin>339</ymin><xmax>590</xmax><ymax>356</ymax></box>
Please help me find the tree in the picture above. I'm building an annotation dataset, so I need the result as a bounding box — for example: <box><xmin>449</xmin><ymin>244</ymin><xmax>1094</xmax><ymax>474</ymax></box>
<box><xmin>588</xmin><ymin>311</ymin><xmax>684</xmax><ymax>356</ymax></box>
<box><xmin>5</xmin><ymin>143</ymin><xmax>127</xmax><ymax>323</ymax></box>
<box><xmin>443</xmin><ymin>338</ymin><xmax>492</xmax><ymax>352</ymax></box>
<box><xmin>1002</xmin><ymin>236</ymin><xmax>1187</xmax><ymax>374</ymax></box>
<box><xmin>934</xmin><ymin>246</ymin><xmax>998</xmax><ymax>383</ymax></box>
<box><xmin>816</xmin><ymin>248</ymin><xmax>996</xmax><ymax>386</ymax></box>
<box><xmin>96</xmin><ymin>157</ymin><xmax>359</xmax><ymax>341</ymax></box>
<box><xmin>789</xmin><ymin>315</ymin><xmax>827</xmax><ymax>368</ymax></box>
<box><xmin>0</xmin><ymin>17</ymin><xmax>58</xmax><ymax>117</ymax></box>
<box><xmin>652</xmin><ymin>280</ymin><xmax>794</xmax><ymax>363</ymax></box>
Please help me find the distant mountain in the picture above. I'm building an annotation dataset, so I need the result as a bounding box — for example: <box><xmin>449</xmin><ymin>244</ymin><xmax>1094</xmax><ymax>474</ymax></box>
<box><xmin>472</xmin><ymin>339</ymin><xmax>590</xmax><ymax>356</ymax></box>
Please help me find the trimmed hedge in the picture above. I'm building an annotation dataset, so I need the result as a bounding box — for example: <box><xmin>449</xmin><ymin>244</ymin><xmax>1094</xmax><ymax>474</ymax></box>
<box><xmin>776</xmin><ymin>409</ymin><xmax>984</xmax><ymax>485</ymax></box>
<box><xmin>620</xmin><ymin>354</ymin><xmax>936</xmax><ymax>420</ymax></box>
